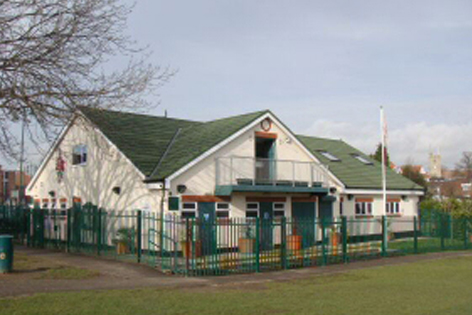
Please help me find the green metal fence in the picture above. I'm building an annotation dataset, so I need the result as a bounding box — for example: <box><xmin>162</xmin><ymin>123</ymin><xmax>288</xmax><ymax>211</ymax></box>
<box><xmin>1</xmin><ymin>204</ymin><xmax>471</xmax><ymax>276</ymax></box>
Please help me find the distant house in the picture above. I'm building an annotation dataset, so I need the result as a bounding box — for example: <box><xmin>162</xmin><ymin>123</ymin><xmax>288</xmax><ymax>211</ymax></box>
<box><xmin>27</xmin><ymin>108</ymin><xmax>424</xmax><ymax>222</ymax></box>
<box><xmin>0</xmin><ymin>167</ymin><xmax>32</xmax><ymax>204</ymax></box>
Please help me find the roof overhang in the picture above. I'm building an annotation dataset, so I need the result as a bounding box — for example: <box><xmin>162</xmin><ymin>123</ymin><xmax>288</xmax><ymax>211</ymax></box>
<box><xmin>342</xmin><ymin>188</ymin><xmax>425</xmax><ymax>196</ymax></box>
<box><xmin>215</xmin><ymin>185</ymin><xmax>329</xmax><ymax>196</ymax></box>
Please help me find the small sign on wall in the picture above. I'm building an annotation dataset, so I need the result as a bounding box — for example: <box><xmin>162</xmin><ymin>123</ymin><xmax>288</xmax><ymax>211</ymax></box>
<box><xmin>168</xmin><ymin>196</ymin><xmax>180</xmax><ymax>211</ymax></box>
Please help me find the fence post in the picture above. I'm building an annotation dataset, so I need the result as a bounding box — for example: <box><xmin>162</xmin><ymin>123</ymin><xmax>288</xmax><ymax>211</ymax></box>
<box><xmin>342</xmin><ymin>216</ymin><xmax>348</xmax><ymax>263</ymax></box>
<box><xmin>66</xmin><ymin>207</ymin><xmax>71</xmax><ymax>253</ymax></box>
<box><xmin>381</xmin><ymin>216</ymin><xmax>387</xmax><ymax>257</ymax></box>
<box><xmin>414</xmin><ymin>216</ymin><xmax>418</xmax><ymax>254</ymax></box>
<box><xmin>136</xmin><ymin>210</ymin><xmax>142</xmax><ymax>263</ymax></box>
<box><xmin>96</xmin><ymin>207</ymin><xmax>102</xmax><ymax>256</ymax></box>
<box><xmin>26</xmin><ymin>208</ymin><xmax>31</xmax><ymax>247</ymax></box>
<box><xmin>255</xmin><ymin>217</ymin><xmax>260</xmax><ymax>272</ymax></box>
<box><xmin>281</xmin><ymin>217</ymin><xmax>287</xmax><ymax>269</ymax></box>
<box><xmin>321</xmin><ymin>218</ymin><xmax>327</xmax><ymax>266</ymax></box>
<box><xmin>464</xmin><ymin>217</ymin><xmax>468</xmax><ymax>250</ymax></box>
<box><xmin>440</xmin><ymin>213</ymin><xmax>445</xmax><ymax>251</ymax></box>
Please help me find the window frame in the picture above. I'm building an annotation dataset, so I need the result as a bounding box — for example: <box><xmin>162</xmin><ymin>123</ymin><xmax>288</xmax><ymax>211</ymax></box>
<box><xmin>318</xmin><ymin>150</ymin><xmax>341</xmax><ymax>162</ymax></box>
<box><xmin>72</xmin><ymin>144</ymin><xmax>88</xmax><ymax>166</ymax></box>
<box><xmin>216</xmin><ymin>202</ymin><xmax>230</xmax><ymax>219</ymax></box>
<box><xmin>246</xmin><ymin>202</ymin><xmax>259</xmax><ymax>218</ymax></box>
<box><xmin>386</xmin><ymin>201</ymin><xmax>401</xmax><ymax>215</ymax></box>
<box><xmin>351</xmin><ymin>154</ymin><xmax>374</xmax><ymax>165</ymax></box>
<box><xmin>273</xmin><ymin>202</ymin><xmax>285</xmax><ymax>218</ymax></box>
<box><xmin>181</xmin><ymin>202</ymin><xmax>197</xmax><ymax>218</ymax></box>
<box><xmin>355</xmin><ymin>201</ymin><xmax>373</xmax><ymax>216</ymax></box>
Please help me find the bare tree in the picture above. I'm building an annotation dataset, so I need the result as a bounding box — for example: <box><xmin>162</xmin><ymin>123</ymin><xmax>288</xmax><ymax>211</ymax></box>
<box><xmin>456</xmin><ymin>152</ymin><xmax>472</xmax><ymax>181</ymax></box>
<box><xmin>0</xmin><ymin>0</ymin><xmax>173</xmax><ymax>160</ymax></box>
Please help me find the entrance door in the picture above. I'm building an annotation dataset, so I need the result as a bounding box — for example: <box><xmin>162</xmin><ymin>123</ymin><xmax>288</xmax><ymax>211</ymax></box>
<box><xmin>259</xmin><ymin>202</ymin><xmax>273</xmax><ymax>250</ymax></box>
<box><xmin>319</xmin><ymin>199</ymin><xmax>334</xmax><ymax>220</ymax></box>
<box><xmin>292</xmin><ymin>202</ymin><xmax>316</xmax><ymax>248</ymax></box>
<box><xmin>198</xmin><ymin>202</ymin><xmax>216</xmax><ymax>256</ymax></box>
<box><xmin>255</xmin><ymin>137</ymin><xmax>275</xmax><ymax>183</ymax></box>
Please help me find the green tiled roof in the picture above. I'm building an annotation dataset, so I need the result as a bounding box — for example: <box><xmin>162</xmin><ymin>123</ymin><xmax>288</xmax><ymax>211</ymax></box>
<box><xmin>296</xmin><ymin>135</ymin><xmax>424</xmax><ymax>191</ymax></box>
<box><xmin>79</xmin><ymin>107</ymin><xmax>267</xmax><ymax>180</ymax></box>
<box><xmin>79</xmin><ymin>107</ymin><xmax>423</xmax><ymax>191</ymax></box>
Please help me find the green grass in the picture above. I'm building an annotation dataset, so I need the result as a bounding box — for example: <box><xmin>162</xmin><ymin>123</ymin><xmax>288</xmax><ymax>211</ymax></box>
<box><xmin>388</xmin><ymin>237</ymin><xmax>466</xmax><ymax>253</ymax></box>
<box><xmin>7</xmin><ymin>254</ymin><xmax>99</xmax><ymax>280</ymax></box>
<box><xmin>2</xmin><ymin>255</ymin><xmax>472</xmax><ymax>314</ymax></box>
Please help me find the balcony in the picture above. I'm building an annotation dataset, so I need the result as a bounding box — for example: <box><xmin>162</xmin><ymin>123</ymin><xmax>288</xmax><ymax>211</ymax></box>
<box><xmin>215</xmin><ymin>156</ymin><xmax>331</xmax><ymax>195</ymax></box>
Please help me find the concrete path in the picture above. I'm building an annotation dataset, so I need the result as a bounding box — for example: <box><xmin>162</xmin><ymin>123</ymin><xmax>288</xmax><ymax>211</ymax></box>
<box><xmin>1</xmin><ymin>246</ymin><xmax>471</xmax><ymax>298</ymax></box>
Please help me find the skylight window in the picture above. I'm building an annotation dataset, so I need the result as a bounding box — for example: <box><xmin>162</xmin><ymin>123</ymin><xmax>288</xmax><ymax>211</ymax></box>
<box><xmin>319</xmin><ymin>151</ymin><xmax>340</xmax><ymax>162</ymax></box>
<box><xmin>352</xmin><ymin>154</ymin><xmax>373</xmax><ymax>165</ymax></box>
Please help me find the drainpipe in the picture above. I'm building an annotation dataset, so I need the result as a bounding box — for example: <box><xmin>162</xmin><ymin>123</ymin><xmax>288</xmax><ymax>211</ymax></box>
<box><xmin>159</xmin><ymin>179</ymin><xmax>168</xmax><ymax>258</ymax></box>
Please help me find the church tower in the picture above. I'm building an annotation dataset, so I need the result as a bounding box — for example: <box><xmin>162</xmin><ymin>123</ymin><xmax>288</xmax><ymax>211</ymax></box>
<box><xmin>429</xmin><ymin>153</ymin><xmax>442</xmax><ymax>178</ymax></box>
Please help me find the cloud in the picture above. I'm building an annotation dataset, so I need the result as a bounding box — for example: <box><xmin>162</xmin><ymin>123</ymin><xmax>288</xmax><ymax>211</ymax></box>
<box><xmin>304</xmin><ymin>120</ymin><xmax>472</xmax><ymax>169</ymax></box>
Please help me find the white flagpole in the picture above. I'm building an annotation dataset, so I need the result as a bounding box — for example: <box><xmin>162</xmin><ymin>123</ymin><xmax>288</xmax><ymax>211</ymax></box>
<box><xmin>380</xmin><ymin>106</ymin><xmax>387</xmax><ymax>215</ymax></box>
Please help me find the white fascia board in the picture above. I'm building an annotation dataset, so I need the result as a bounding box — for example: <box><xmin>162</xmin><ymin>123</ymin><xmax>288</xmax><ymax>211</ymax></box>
<box><xmin>26</xmin><ymin>118</ymin><xmax>75</xmax><ymax>192</ymax></box>
<box><xmin>342</xmin><ymin>189</ymin><xmax>425</xmax><ymax>196</ymax></box>
<box><xmin>145</xmin><ymin>182</ymin><xmax>164</xmax><ymax>190</ymax></box>
<box><xmin>167</xmin><ymin>112</ymin><xmax>344</xmax><ymax>189</ymax></box>
<box><xmin>166</xmin><ymin>113</ymin><xmax>273</xmax><ymax>182</ymax></box>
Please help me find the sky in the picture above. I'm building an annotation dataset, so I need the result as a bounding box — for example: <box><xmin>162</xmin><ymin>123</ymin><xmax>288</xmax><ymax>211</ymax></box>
<box><xmin>4</xmin><ymin>0</ymin><xmax>472</xmax><ymax>170</ymax></box>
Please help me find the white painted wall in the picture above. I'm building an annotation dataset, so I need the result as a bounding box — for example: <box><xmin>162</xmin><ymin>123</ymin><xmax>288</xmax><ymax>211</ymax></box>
<box><xmin>27</xmin><ymin>117</ymin><xmax>162</xmax><ymax>212</ymax></box>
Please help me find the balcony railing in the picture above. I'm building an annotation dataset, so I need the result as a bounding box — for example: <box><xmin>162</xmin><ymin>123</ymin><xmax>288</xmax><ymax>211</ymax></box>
<box><xmin>215</xmin><ymin>156</ymin><xmax>330</xmax><ymax>188</ymax></box>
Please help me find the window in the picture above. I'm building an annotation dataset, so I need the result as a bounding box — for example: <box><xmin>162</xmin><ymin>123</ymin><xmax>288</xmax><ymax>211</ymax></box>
<box><xmin>182</xmin><ymin>202</ymin><xmax>197</xmax><ymax>210</ymax></box>
<box><xmin>50</xmin><ymin>199</ymin><xmax>57</xmax><ymax>209</ymax></box>
<box><xmin>246</xmin><ymin>202</ymin><xmax>259</xmax><ymax>218</ymax></box>
<box><xmin>181</xmin><ymin>202</ymin><xmax>196</xmax><ymax>218</ymax></box>
<box><xmin>319</xmin><ymin>151</ymin><xmax>340</xmax><ymax>162</ymax></box>
<box><xmin>216</xmin><ymin>211</ymin><xmax>229</xmax><ymax>218</ymax></box>
<box><xmin>352</xmin><ymin>154</ymin><xmax>373</xmax><ymax>165</ymax></box>
<box><xmin>72</xmin><ymin>145</ymin><xmax>88</xmax><ymax>165</ymax></box>
<box><xmin>60</xmin><ymin>199</ymin><xmax>67</xmax><ymax>209</ymax></box>
<box><xmin>42</xmin><ymin>199</ymin><xmax>49</xmax><ymax>209</ymax></box>
<box><xmin>216</xmin><ymin>202</ymin><xmax>230</xmax><ymax>218</ymax></box>
<box><xmin>386</xmin><ymin>201</ymin><xmax>401</xmax><ymax>215</ymax></box>
<box><xmin>273</xmin><ymin>202</ymin><xmax>285</xmax><ymax>218</ymax></box>
<box><xmin>355</xmin><ymin>200</ymin><xmax>373</xmax><ymax>216</ymax></box>
<box><xmin>462</xmin><ymin>183</ymin><xmax>471</xmax><ymax>192</ymax></box>
<box><xmin>181</xmin><ymin>211</ymin><xmax>196</xmax><ymax>219</ymax></box>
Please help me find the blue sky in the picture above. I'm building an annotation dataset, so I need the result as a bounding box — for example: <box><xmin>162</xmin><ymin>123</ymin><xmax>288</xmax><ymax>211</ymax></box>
<box><xmin>4</xmin><ymin>0</ymin><xmax>472</xmax><ymax>170</ymax></box>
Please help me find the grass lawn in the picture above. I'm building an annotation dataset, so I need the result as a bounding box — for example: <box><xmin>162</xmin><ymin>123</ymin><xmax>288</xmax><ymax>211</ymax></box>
<box><xmin>388</xmin><ymin>237</ymin><xmax>466</xmax><ymax>254</ymax></box>
<box><xmin>2</xmin><ymin>255</ymin><xmax>472</xmax><ymax>315</ymax></box>
<box><xmin>8</xmin><ymin>254</ymin><xmax>99</xmax><ymax>280</ymax></box>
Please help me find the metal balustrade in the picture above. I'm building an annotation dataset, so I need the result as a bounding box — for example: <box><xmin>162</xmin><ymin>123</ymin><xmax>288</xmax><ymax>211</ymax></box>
<box><xmin>215</xmin><ymin>156</ymin><xmax>331</xmax><ymax>188</ymax></box>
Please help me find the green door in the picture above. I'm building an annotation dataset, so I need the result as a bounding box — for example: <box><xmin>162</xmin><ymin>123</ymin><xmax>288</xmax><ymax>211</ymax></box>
<box><xmin>319</xmin><ymin>199</ymin><xmax>334</xmax><ymax>220</ymax></box>
<box><xmin>198</xmin><ymin>202</ymin><xmax>216</xmax><ymax>256</ymax></box>
<box><xmin>259</xmin><ymin>202</ymin><xmax>273</xmax><ymax>250</ymax></box>
<box><xmin>292</xmin><ymin>202</ymin><xmax>316</xmax><ymax>248</ymax></box>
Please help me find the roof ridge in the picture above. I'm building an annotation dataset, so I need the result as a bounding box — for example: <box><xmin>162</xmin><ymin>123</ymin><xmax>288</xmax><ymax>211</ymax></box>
<box><xmin>78</xmin><ymin>106</ymin><xmax>202</xmax><ymax>124</ymax></box>
<box><xmin>203</xmin><ymin>109</ymin><xmax>270</xmax><ymax>123</ymax></box>
<box><xmin>297</xmin><ymin>134</ymin><xmax>344</xmax><ymax>143</ymax></box>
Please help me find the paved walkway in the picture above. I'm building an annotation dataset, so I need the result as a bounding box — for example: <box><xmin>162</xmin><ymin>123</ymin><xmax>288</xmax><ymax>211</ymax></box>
<box><xmin>1</xmin><ymin>246</ymin><xmax>471</xmax><ymax>298</ymax></box>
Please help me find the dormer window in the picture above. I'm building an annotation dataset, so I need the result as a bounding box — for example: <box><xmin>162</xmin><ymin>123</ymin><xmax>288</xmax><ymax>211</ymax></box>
<box><xmin>319</xmin><ymin>151</ymin><xmax>340</xmax><ymax>162</ymax></box>
<box><xmin>352</xmin><ymin>154</ymin><xmax>373</xmax><ymax>165</ymax></box>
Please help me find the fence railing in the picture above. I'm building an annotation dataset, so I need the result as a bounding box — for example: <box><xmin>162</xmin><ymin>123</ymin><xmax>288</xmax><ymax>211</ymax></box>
<box><xmin>215</xmin><ymin>156</ymin><xmax>330</xmax><ymax>187</ymax></box>
<box><xmin>1</xmin><ymin>204</ymin><xmax>471</xmax><ymax>276</ymax></box>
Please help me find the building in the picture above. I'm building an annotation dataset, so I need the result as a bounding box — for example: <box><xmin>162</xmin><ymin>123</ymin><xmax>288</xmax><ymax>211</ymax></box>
<box><xmin>26</xmin><ymin>107</ymin><xmax>424</xmax><ymax>223</ymax></box>
<box><xmin>429</xmin><ymin>153</ymin><xmax>442</xmax><ymax>179</ymax></box>
<box><xmin>0</xmin><ymin>166</ymin><xmax>32</xmax><ymax>204</ymax></box>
